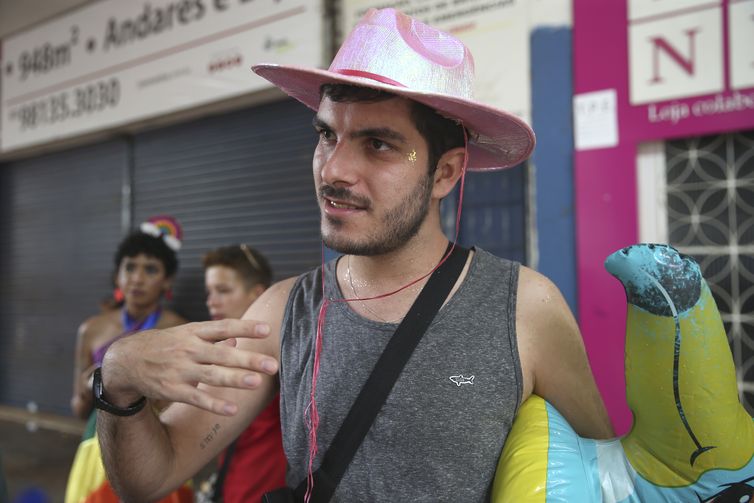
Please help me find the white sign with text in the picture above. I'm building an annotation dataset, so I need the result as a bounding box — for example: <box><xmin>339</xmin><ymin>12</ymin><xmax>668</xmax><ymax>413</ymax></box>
<box><xmin>1</xmin><ymin>0</ymin><xmax>324</xmax><ymax>152</ymax></box>
<box><xmin>729</xmin><ymin>0</ymin><xmax>754</xmax><ymax>91</ymax></box>
<box><xmin>573</xmin><ymin>89</ymin><xmax>619</xmax><ymax>151</ymax></box>
<box><xmin>627</xmin><ymin>0</ymin><xmax>718</xmax><ymax>21</ymax></box>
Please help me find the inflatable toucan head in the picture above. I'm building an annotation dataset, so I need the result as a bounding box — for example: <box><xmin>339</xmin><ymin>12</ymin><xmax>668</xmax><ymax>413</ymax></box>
<box><xmin>605</xmin><ymin>243</ymin><xmax>701</xmax><ymax>316</ymax></box>
<box><xmin>493</xmin><ymin>243</ymin><xmax>754</xmax><ymax>502</ymax></box>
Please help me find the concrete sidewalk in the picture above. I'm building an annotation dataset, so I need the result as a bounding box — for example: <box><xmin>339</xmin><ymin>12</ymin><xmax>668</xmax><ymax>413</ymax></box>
<box><xmin>0</xmin><ymin>406</ymin><xmax>84</xmax><ymax>503</ymax></box>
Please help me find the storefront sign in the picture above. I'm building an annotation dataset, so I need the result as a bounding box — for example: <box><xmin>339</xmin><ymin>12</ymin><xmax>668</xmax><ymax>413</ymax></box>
<box><xmin>626</xmin><ymin>0</ymin><xmax>754</xmax><ymax>136</ymax></box>
<box><xmin>340</xmin><ymin>0</ymin><xmax>531</xmax><ymax>123</ymax></box>
<box><xmin>1</xmin><ymin>0</ymin><xmax>324</xmax><ymax>152</ymax></box>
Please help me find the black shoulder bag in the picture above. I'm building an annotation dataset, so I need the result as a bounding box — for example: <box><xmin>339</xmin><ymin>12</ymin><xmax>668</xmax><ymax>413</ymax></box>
<box><xmin>262</xmin><ymin>244</ymin><xmax>469</xmax><ymax>503</ymax></box>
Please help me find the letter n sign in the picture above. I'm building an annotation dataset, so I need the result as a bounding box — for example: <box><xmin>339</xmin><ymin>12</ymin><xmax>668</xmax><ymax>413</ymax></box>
<box><xmin>649</xmin><ymin>29</ymin><xmax>699</xmax><ymax>84</ymax></box>
<box><xmin>628</xmin><ymin>2</ymin><xmax>724</xmax><ymax>105</ymax></box>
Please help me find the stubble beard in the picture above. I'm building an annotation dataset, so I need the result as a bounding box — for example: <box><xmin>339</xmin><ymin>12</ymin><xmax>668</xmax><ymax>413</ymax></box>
<box><xmin>321</xmin><ymin>174</ymin><xmax>434</xmax><ymax>256</ymax></box>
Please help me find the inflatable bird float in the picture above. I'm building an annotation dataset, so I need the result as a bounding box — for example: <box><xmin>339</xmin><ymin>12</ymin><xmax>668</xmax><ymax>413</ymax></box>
<box><xmin>493</xmin><ymin>244</ymin><xmax>754</xmax><ymax>502</ymax></box>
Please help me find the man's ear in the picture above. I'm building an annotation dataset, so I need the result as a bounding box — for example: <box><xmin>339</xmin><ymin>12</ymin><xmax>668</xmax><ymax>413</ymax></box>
<box><xmin>432</xmin><ymin>147</ymin><xmax>466</xmax><ymax>199</ymax></box>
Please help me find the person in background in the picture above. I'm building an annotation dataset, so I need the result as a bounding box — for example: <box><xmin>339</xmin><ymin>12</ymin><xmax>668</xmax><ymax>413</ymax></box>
<box><xmin>200</xmin><ymin>244</ymin><xmax>286</xmax><ymax>503</ymax></box>
<box><xmin>65</xmin><ymin>215</ymin><xmax>192</xmax><ymax>503</ymax></box>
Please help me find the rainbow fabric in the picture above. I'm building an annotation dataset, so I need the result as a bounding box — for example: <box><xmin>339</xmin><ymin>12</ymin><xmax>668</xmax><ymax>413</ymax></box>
<box><xmin>65</xmin><ymin>308</ymin><xmax>192</xmax><ymax>503</ymax></box>
<box><xmin>64</xmin><ymin>412</ymin><xmax>193</xmax><ymax>503</ymax></box>
<box><xmin>147</xmin><ymin>215</ymin><xmax>183</xmax><ymax>242</ymax></box>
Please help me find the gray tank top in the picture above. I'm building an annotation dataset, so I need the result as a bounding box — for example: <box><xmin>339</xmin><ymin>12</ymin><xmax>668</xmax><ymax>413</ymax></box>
<box><xmin>279</xmin><ymin>247</ymin><xmax>522</xmax><ymax>502</ymax></box>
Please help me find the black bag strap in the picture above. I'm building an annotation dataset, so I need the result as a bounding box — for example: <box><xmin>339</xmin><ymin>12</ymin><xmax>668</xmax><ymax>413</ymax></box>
<box><xmin>294</xmin><ymin>243</ymin><xmax>470</xmax><ymax>503</ymax></box>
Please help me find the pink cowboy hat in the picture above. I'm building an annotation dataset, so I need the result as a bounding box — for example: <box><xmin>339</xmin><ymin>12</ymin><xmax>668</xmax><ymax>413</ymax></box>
<box><xmin>252</xmin><ymin>8</ymin><xmax>535</xmax><ymax>171</ymax></box>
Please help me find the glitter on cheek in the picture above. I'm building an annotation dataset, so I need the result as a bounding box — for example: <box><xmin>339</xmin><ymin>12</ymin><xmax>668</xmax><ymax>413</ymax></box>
<box><xmin>407</xmin><ymin>149</ymin><xmax>417</xmax><ymax>163</ymax></box>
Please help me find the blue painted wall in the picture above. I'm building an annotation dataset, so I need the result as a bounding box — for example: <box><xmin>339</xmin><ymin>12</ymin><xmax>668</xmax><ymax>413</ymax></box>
<box><xmin>531</xmin><ymin>27</ymin><xmax>578</xmax><ymax>315</ymax></box>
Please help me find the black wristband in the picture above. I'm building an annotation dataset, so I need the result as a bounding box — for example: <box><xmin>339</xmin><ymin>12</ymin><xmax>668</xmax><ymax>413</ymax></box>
<box><xmin>92</xmin><ymin>367</ymin><xmax>147</xmax><ymax>417</ymax></box>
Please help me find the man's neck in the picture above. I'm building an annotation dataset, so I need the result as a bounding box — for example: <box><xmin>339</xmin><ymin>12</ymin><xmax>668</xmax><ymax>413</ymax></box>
<box><xmin>340</xmin><ymin>230</ymin><xmax>451</xmax><ymax>297</ymax></box>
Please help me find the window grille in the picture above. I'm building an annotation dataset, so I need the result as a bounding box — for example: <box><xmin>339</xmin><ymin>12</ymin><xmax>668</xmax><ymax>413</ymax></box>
<box><xmin>665</xmin><ymin>130</ymin><xmax>754</xmax><ymax>415</ymax></box>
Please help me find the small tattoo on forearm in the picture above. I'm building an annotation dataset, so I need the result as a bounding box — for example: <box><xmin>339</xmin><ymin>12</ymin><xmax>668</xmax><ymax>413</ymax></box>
<box><xmin>199</xmin><ymin>423</ymin><xmax>221</xmax><ymax>450</ymax></box>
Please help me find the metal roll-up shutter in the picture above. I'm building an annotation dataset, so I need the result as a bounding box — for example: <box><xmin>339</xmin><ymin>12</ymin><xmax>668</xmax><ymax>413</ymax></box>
<box><xmin>0</xmin><ymin>140</ymin><xmax>128</xmax><ymax>413</ymax></box>
<box><xmin>132</xmin><ymin>99</ymin><xmax>320</xmax><ymax>321</ymax></box>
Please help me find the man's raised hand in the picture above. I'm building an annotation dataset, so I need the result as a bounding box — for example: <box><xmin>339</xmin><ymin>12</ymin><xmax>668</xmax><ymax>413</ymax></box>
<box><xmin>100</xmin><ymin>319</ymin><xmax>278</xmax><ymax>416</ymax></box>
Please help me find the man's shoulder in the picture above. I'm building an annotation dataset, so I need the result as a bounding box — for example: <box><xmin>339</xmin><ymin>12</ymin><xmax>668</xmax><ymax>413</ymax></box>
<box><xmin>268</xmin><ymin>276</ymin><xmax>300</xmax><ymax>300</ymax></box>
<box><xmin>471</xmin><ymin>246</ymin><xmax>520</xmax><ymax>266</ymax></box>
<box><xmin>516</xmin><ymin>266</ymin><xmax>574</xmax><ymax>329</ymax></box>
<box><xmin>467</xmin><ymin>247</ymin><xmax>521</xmax><ymax>284</ymax></box>
<box><xmin>284</xmin><ymin>261</ymin><xmax>331</xmax><ymax>295</ymax></box>
<box><xmin>517</xmin><ymin>266</ymin><xmax>562</xmax><ymax>303</ymax></box>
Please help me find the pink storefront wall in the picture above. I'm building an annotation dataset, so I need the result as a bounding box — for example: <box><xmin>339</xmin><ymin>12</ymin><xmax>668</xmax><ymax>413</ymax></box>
<box><xmin>573</xmin><ymin>0</ymin><xmax>754</xmax><ymax>434</ymax></box>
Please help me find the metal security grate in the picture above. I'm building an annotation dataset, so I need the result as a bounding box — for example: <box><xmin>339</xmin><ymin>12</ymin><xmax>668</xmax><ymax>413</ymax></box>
<box><xmin>0</xmin><ymin>140</ymin><xmax>128</xmax><ymax>414</ymax></box>
<box><xmin>665</xmin><ymin>129</ymin><xmax>754</xmax><ymax>415</ymax></box>
<box><xmin>132</xmin><ymin>98</ymin><xmax>321</xmax><ymax>321</ymax></box>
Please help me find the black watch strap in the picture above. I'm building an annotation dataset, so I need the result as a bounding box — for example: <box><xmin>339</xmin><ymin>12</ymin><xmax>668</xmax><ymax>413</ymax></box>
<box><xmin>92</xmin><ymin>367</ymin><xmax>147</xmax><ymax>416</ymax></box>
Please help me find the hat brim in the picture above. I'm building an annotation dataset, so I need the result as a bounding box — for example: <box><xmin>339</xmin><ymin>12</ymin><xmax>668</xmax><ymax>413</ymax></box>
<box><xmin>252</xmin><ymin>64</ymin><xmax>535</xmax><ymax>171</ymax></box>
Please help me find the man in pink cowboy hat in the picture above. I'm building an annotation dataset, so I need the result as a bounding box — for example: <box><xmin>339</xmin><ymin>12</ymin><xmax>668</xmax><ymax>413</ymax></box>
<box><xmin>96</xmin><ymin>8</ymin><xmax>613</xmax><ymax>501</ymax></box>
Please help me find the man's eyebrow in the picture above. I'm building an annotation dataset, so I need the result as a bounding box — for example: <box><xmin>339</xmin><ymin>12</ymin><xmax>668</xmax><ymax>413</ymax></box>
<box><xmin>312</xmin><ymin>116</ymin><xmax>329</xmax><ymax>130</ymax></box>
<box><xmin>312</xmin><ymin>116</ymin><xmax>407</xmax><ymax>144</ymax></box>
<box><xmin>352</xmin><ymin>127</ymin><xmax>407</xmax><ymax>144</ymax></box>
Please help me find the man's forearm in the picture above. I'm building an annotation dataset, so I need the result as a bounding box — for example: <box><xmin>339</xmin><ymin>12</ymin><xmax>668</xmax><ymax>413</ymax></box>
<box><xmin>95</xmin><ymin>335</ymin><xmax>183</xmax><ymax>501</ymax></box>
<box><xmin>92</xmin><ymin>316</ymin><xmax>283</xmax><ymax>500</ymax></box>
<box><xmin>97</xmin><ymin>405</ymin><xmax>178</xmax><ymax>501</ymax></box>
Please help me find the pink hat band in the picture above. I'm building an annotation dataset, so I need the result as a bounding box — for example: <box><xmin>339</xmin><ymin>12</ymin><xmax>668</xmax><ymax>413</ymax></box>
<box><xmin>334</xmin><ymin>69</ymin><xmax>405</xmax><ymax>88</ymax></box>
<box><xmin>253</xmin><ymin>8</ymin><xmax>535</xmax><ymax>171</ymax></box>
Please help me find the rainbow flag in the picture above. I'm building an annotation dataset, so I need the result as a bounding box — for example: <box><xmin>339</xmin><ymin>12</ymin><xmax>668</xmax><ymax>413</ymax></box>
<box><xmin>65</xmin><ymin>412</ymin><xmax>193</xmax><ymax>503</ymax></box>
